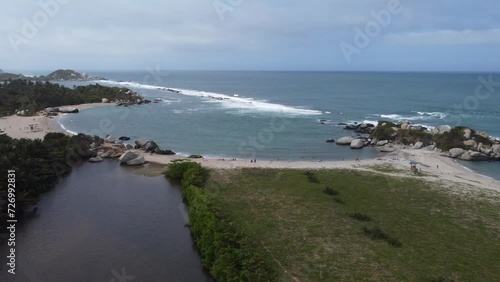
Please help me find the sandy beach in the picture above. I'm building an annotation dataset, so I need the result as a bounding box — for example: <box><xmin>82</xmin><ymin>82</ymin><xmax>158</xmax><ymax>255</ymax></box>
<box><xmin>1</xmin><ymin>102</ymin><xmax>499</xmax><ymax>194</ymax></box>
<box><xmin>0</xmin><ymin>103</ymin><xmax>109</xmax><ymax>139</ymax></box>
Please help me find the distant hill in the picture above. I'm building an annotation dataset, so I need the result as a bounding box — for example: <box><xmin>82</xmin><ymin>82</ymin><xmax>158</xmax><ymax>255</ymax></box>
<box><xmin>0</xmin><ymin>69</ymin><xmax>4</xmax><ymax>74</ymax></box>
<box><xmin>41</xmin><ymin>69</ymin><xmax>88</xmax><ymax>81</ymax></box>
<box><xmin>0</xmin><ymin>69</ymin><xmax>106</xmax><ymax>81</ymax></box>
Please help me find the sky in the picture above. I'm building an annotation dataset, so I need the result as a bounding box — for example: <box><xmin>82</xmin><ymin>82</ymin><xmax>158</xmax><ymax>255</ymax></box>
<box><xmin>1</xmin><ymin>0</ymin><xmax>500</xmax><ymax>72</ymax></box>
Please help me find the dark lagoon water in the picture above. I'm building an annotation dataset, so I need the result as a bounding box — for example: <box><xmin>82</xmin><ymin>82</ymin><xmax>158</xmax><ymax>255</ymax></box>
<box><xmin>55</xmin><ymin>71</ymin><xmax>500</xmax><ymax>180</ymax></box>
<box><xmin>0</xmin><ymin>161</ymin><xmax>211</xmax><ymax>282</ymax></box>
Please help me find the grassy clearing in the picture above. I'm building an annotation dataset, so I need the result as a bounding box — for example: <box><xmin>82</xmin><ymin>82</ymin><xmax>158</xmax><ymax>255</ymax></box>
<box><xmin>205</xmin><ymin>168</ymin><xmax>500</xmax><ymax>282</ymax></box>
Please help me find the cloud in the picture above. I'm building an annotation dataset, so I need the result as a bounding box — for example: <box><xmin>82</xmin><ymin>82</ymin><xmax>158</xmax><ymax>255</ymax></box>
<box><xmin>385</xmin><ymin>29</ymin><xmax>500</xmax><ymax>45</ymax></box>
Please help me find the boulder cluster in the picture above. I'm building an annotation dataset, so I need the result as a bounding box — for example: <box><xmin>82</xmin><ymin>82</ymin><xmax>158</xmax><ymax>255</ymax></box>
<box><xmin>89</xmin><ymin>135</ymin><xmax>176</xmax><ymax>166</ymax></box>
<box><xmin>331</xmin><ymin>121</ymin><xmax>500</xmax><ymax>162</ymax></box>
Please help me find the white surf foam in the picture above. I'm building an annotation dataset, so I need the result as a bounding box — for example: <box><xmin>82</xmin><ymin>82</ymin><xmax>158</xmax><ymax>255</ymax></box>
<box><xmin>96</xmin><ymin>80</ymin><xmax>322</xmax><ymax>116</ymax></box>
<box><xmin>58</xmin><ymin>118</ymin><xmax>78</xmax><ymax>136</ymax></box>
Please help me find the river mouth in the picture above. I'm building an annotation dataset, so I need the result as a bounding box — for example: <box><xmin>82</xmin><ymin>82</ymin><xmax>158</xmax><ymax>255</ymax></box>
<box><xmin>0</xmin><ymin>160</ymin><xmax>211</xmax><ymax>282</ymax></box>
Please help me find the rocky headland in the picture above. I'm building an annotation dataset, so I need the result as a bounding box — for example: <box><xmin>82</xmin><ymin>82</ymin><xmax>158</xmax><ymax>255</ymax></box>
<box><xmin>333</xmin><ymin>121</ymin><xmax>500</xmax><ymax>162</ymax></box>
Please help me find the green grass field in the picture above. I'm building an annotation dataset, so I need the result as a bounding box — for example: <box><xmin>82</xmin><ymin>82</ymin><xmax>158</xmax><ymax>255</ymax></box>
<box><xmin>205</xmin><ymin>168</ymin><xmax>500</xmax><ymax>282</ymax></box>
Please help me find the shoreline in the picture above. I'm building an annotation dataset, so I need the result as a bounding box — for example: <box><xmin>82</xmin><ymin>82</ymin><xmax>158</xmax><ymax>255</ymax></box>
<box><xmin>0</xmin><ymin>103</ymin><xmax>110</xmax><ymax>139</ymax></box>
<box><xmin>2</xmin><ymin>102</ymin><xmax>499</xmax><ymax>193</ymax></box>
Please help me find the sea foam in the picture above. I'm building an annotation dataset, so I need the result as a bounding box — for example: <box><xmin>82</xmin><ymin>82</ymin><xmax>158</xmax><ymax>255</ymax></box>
<box><xmin>96</xmin><ymin>80</ymin><xmax>322</xmax><ymax>116</ymax></box>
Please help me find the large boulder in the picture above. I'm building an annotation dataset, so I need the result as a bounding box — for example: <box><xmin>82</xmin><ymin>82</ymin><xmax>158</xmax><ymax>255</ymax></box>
<box><xmin>401</xmin><ymin>123</ymin><xmax>410</xmax><ymax>130</ymax></box>
<box><xmin>119</xmin><ymin>151</ymin><xmax>139</xmax><ymax>163</ymax></box>
<box><xmin>59</xmin><ymin>107</ymin><xmax>79</xmax><ymax>114</ymax></box>
<box><xmin>155</xmin><ymin>149</ymin><xmax>176</xmax><ymax>155</ymax></box>
<box><xmin>125</xmin><ymin>144</ymin><xmax>134</xmax><ymax>150</ymax></box>
<box><xmin>493</xmin><ymin>144</ymin><xmax>500</xmax><ymax>154</ymax></box>
<box><xmin>105</xmin><ymin>135</ymin><xmax>116</xmax><ymax>143</ymax></box>
<box><xmin>144</xmin><ymin>141</ymin><xmax>159</xmax><ymax>152</ymax></box>
<box><xmin>459</xmin><ymin>152</ymin><xmax>472</xmax><ymax>161</ymax></box>
<box><xmin>135</xmin><ymin>139</ymin><xmax>149</xmax><ymax>149</ymax></box>
<box><xmin>463</xmin><ymin>128</ymin><xmax>472</xmax><ymax>140</ymax></box>
<box><xmin>44</xmin><ymin>107</ymin><xmax>60</xmax><ymax>113</ymax></box>
<box><xmin>377</xmin><ymin>140</ymin><xmax>389</xmax><ymax>146</ymax></box>
<box><xmin>413</xmin><ymin>142</ymin><xmax>424</xmax><ymax>149</ymax></box>
<box><xmin>89</xmin><ymin>156</ymin><xmax>103</xmax><ymax>163</ymax></box>
<box><xmin>119</xmin><ymin>136</ymin><xmax>131</xmax><ymax>141</ymax></box>
<box><xmin>102</xmin><ymin>98</ymin><xmax>109</xmax><ymax>103</ymax></box>
<box><xmin>126</xmin><ymin>156</ymin><xmax>145</xmax><ymax>166</ymax></box>
<box><xmin>350</xmin><ymin>139</ymin><xmax>365</xmax><ymax>149</ymax></box>
<box><xmin>336</xmin><ymin>136</ymin><xmax>354</xmax><ymax>145</ymax></box>
<box><xmin>449</xmin><ymin>148</ymin><xmax>465</xmax><ymax>158</ymax></box>
<box><xmin>437</xmin><ymin>125</ymin><xmax>451</xmax><ymax>134</ymax></box>
<box><xmin>476</xmin><ymin>131</ymin><xmax>489</xmax><ymax>139</ymax></box>
<box><xmin>463</xmin><ymin>140</ymin><xmax>477</xmax><ymax>148</ymax></box>
<box><xmin>378</xmin><ymin>146</ymin><xmax>397</xmax><ymax>153</ymax></box>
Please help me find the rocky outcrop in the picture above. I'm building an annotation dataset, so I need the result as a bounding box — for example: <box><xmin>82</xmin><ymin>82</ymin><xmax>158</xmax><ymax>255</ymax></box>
<box><xmin>127</xmin><ymin>156</ymin><xmax>145</xmax><ymax>166</ymax></box>
<box><xmin>89</xmin><ymin>156</ymin><xmax>103</xmax><ymax>163</ymax></box>
<box><xmin>376</xmin><ymin>140</ymin><xmax>389</xmax><ymax>146</ymax></box>
<box><xmin>119</xmin><ymin>151</ymin><xmax>139</xmax><ymax>163</ymax></box>
<box><xmin>105</xmin><ymin>135</ymin><xmax>116</xmax><ymax>143</ymax></box>
<box><xmin>119</xmin><ymin>136</ymin><xmax>131</xmax><ymax>141</ymax></box>
<box><xmin>59</xmin><ymin>107</ymin><xmax>79</xmax><ymax>114</ymax></box>
<box><xmin>102</xmin><ymin>98</ymin><xmax>109</xmax><ymax>103</ymax></box>
<box><xmin>413</xmin><ymin>142</ymin><xmax>424</xmax><ymax>149</ymax></box>
<box><xmin>144</xmin><ymin>141</ymin><xmax>159</xmax><ymax>152</ymax></box>
<box><xmin>449</xmin><ymin>148</ymin><xmax>465</xmax><ymax>158</ymax></box>
<box><xmin>463</xmin><ymin>128</ymin><xmax>472</xmax><ymax>139</ymax></box>
<box><xmin>336</xmin><ymin>137</ymin><xmax>354</xmax><ymax>145</ymax></box>
<box><xmin>325</xmin><ymin>139</ymin><xmax>335</xmax><ymax>143</ymax></box>
<box><xmin>350</xmin><ymin>139</ymin><xmax>365</xmax><ymax>149</ymax></box>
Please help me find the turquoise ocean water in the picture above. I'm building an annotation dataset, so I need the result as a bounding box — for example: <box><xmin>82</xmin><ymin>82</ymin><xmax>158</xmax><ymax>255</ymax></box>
<box><xmin>56</xmin><ymin>71</ymin><xmax>500</xmax><ymax>180</ymax></box>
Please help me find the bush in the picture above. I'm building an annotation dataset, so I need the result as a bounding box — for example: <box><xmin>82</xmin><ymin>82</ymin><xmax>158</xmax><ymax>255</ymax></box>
<box><xmin>371</xmin><ymin>121</ymin><xmax>398</xmax><ymax>141</ymax></box>
<box><xmin>323</xmin><ymin>186</ymin><xmax>339</xmax><ymax>196</ymax></box>
<box><xmin>333</xmin><ymin>198</ymin><xmax>346</xmax><ymax>205</ymax></box>
<box><xmin>362</xmin><ymin>226</ymin><xmax>402</xmax><ymax>247</ymax></box>
<box><xmin>349</xmin><ymin>213</ymin><xmax>371</xmax><ymax>222</ymax></box>
<box><xmin>433</xmin><ymin>127</ymin><xmax>467</xmax><ymax>151</ymax></box>
<box><xmin>303</xmin><ymin>171</ymin><xmax>320</xmax><ymax>183</ymax></box>
<box><xmin>165</xmin><ymin>163</ymin><xmax>276</xmax><ymax>281</ymax></box>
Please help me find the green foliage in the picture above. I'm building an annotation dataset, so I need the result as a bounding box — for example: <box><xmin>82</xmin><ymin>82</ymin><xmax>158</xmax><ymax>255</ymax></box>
<box><xmin>0</xmin><ymin>79</ymin><xmax>140</xmax><ymax>116</ymax></box>
<box><xmin>349</xmin><ymin>213</ymin><xmax>372</xmax><ymax>222</ymax></box>
<box><xmin>396</xmin><ymin>129</ymin><xmax>433</xmax><ymax>145</ymax></box>
<box><xmin>362</xmin><ymin>226</ymin><xmax>402</xmax><ymax>247</ymax></box>
<box><xmin>323</xmin><ymin>186</ymin><xmax>339</xmax><ymax>196</ymax></box>
<box><xmin>371</xmin><ymin>120</ymin><xmax>398</xmax><ymax>140</ymax></box>
<box><xmin>303</xmin><ymin>171</ymin><xmax>320</xmax><ymax>183</ymax></box>
<box><xmin>432</xmin><ymin>127</ymin><xmax>467</xmax><ymax>151</ymax></box>
<box><xmin>0</xmin><ymin>133</ymin><xmax>100</xmax><ymax>222</ymax></box>
<box><xmin>165</xmin><ymin>163</ymin><xmax>276</xmax><ymax>281</ymax></box>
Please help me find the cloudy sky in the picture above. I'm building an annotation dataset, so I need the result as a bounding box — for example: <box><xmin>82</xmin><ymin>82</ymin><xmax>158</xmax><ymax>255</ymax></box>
<box><xmin>1</xmin><ymin>0</ymin><xmax>499</xmax><ymax>72</ymax></box>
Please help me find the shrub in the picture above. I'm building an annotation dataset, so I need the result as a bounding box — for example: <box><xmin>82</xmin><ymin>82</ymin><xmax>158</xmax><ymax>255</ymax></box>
<box><xmin>323</xmin><ymin>186</ymin><xmax>339</xmax><ymax>196</ymax></box>
<box><xmin>362</xmin><ymin>226</ymin><xmax>402</xmax><ymax>247</ymax></box>
<box><xmin>371</xmin><ymin>121</ymin><xmax>398</xmax><ymax>141</ymax></box>
<box><xmin>349</xmin><ymin>213</ymin><xmax>371</xmax><ymax>221</ymax></box>
<box><xmin>333</xmin><ymin>198</ymin><xmax>346</xmax><ymax>205</ymax></box>
<box><xmin>303</xmin><ymin>171</ymin><xmax>320</xmax><ymax>183</ymax></box>
<box><xmin>165</xmin><ymin>164</ymin><xmax>276</xmax><ymax>281</ymax></box>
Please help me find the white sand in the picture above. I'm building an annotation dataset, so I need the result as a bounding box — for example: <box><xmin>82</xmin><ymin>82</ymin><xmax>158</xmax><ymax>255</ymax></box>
<box><xmin>1</xmin><ymin>102</ymin><xmax>499</xmax><ymax>193</ymax></box>
<box><xmin>139</xmin><ymin>148</ymin><xmax>500</xmax><ymax>193</ymax></box>
<box><xmin>0</xmin><ymin>103</ymin><xmax>109</xmax><ymax>139</ymax></box>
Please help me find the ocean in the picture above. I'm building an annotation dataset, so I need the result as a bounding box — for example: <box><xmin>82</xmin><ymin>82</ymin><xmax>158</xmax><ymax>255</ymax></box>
<box><xmin>56</xmin><ymin>71</ymin><xmax>500</xmax><ymax>180</ymax></box>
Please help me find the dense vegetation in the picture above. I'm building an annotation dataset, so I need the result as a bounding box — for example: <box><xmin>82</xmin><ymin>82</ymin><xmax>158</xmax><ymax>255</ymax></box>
<box><xmin>371</xmin><ymin>121</ymin><xmax>493</xmax><ymax>151</ymax></box>
<box><xmin>205</xmin><ymin>168</ymin><xmax>500</xmax><ymax>281</ymax></box>
<box><xmin>0</xmin><ymin>69</ymin><xmax>100</xmax><ymax>81</ymax></box>
<box><xmin>0</xmin><ymin>133</ymin><xmax>101</xmax><ymax>225</ymax></box>
<box><xmin>0</xmin><ymin>79</ymin><xmax>138</xmax><ymax>116</ymax></box>
<box><xmin>165</xmin><ymin>162</ymin><xmax>276</xmax><ymax>281</ymax></box>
